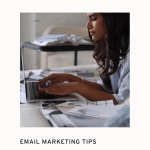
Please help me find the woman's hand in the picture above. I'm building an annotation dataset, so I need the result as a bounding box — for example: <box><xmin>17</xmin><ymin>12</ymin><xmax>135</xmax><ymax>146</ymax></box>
<box><xmin>36</xmin><ymin>73</ymin><xmax>71</xmax><ymax>87</ymax></box>
<box><xmin>38</xmin><ymin>82</ymin><xmax>78</xmax><ymax>95</ymax></box>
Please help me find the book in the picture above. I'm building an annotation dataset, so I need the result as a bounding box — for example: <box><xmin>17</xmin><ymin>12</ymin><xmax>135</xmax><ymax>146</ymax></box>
<box><xmin>31</xmin><ymin>34</ymin><xmax>93</xmax><ymax>46</ymax></box>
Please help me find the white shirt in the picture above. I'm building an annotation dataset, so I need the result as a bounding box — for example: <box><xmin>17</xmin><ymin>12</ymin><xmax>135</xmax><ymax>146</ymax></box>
<box><xmin>97</xmin><ymin>51</ymin><xmax>130</xmax><ymax>104</ymax></box>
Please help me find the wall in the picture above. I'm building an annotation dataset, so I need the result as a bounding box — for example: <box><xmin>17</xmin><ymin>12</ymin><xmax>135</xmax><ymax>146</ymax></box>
<box><xmin>20</xmin><ymin>13</ymin><xmax>36</xmax><ymax>70</ymax></box>
<box><xmin>20</xmin><ymin>13</ymin><xmax>87</xmax><ymax>70</ymax></box>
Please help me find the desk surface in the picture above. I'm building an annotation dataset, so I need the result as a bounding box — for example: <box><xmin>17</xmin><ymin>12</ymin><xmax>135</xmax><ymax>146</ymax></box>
<box><xmin>20</xmin><ymin>103</ymin><xmax>108</xmax><ymax>127</ymax></box>
<box><xmin>20</xmin><ymin>100</ymin><xmax>122</xmax><ymax>127</ymax></box>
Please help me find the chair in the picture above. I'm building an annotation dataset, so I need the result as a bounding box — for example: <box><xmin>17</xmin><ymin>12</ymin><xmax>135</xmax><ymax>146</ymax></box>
<box><xmin>40</xmin><ymin>26</ymin><xmax>96</xmax><ymax>69</ymax></box>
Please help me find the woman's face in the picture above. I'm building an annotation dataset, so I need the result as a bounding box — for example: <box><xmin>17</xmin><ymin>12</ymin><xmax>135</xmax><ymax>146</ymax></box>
<box><xmin>86</xmin><ymin>13</ymin><xmax>106</xmax><ymax>41</ymax></box>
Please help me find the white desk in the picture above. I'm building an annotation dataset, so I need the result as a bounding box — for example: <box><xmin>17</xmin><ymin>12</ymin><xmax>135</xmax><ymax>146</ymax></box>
<box><xmin>20</xmin><ymin>100</ymin><xmax>123</xmax><ymax>127</ymax></box>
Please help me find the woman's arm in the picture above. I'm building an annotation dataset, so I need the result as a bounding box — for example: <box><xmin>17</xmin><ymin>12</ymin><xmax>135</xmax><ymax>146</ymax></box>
<box><xmin>38</xmin><ymin>82</ymin><xmax>118</xmax><ymax>105</ymax></box>
<box><xmin>67</xmin><ymin>74</ymin><xmax>107</xmax><ymax>92</ymax></box>
<box><xmin>37</xmin><ymin>73</ymin><xmax>107</xmax><ymax>92</ymax></box>
<box><xmin>76</xmin><ymin>83</ymin><xmax>118</xmax><ymax>105</ymax></box>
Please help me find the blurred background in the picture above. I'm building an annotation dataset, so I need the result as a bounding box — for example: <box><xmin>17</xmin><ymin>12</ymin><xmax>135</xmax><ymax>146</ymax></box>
<box><xmin>20</xmin><ymin>13</ymin><xmax>96</xmax><ymax>70</ymax></box>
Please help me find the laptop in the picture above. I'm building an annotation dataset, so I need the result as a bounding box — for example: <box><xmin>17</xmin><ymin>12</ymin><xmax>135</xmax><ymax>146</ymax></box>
<box><xmin>24</xmin><ymin>78</ymin><xmax>77</xmax><ymax>102</ymax></box>
<box><xmin>22</xmin><ymin>69</ymin><xmax>94</xmax><ymax>102</ymax></box>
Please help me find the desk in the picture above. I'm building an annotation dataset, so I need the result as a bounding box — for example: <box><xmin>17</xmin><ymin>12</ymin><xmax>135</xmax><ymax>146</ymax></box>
<box><xmin>21</xmin><ymin>42</ymin><xmax>94</xmax><ymax>70</ymax></box>
<box><xmin>20</xmin><ymin>99</ymin><xmax>122</xmax><ymax>127</ymax></box>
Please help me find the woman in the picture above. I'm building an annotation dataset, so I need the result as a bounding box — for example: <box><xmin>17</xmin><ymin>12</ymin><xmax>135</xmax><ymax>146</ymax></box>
<box><xmin>36</xmin><ymin>13</ymin><xmax>130</xmax><ymax>105</ymax></box>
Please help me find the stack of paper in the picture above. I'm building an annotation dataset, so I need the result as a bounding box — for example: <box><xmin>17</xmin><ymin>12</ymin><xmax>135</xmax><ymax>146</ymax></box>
<box><xmin>31</xmin><ymin>34</ymin><xmax>71</xmax><ymax>46</ymax></box>
<box><xmin>36</xmin><ymin>34</ymin><xmax>71</xmax><ymax>42</ymax></box>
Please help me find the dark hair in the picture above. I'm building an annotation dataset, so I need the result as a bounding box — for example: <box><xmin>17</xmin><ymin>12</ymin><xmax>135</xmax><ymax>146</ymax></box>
<box><xmin>88</xmin><ymin>13</ymin><xmax>130</xmax><ymax>89</ymax></box>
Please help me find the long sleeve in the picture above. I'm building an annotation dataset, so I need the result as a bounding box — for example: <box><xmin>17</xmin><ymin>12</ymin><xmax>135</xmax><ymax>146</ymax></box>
<box><xmin>113</xmin><ymin>71</ymin><xmax>130</xmax><ymax>104</ymax></box>
<box><xmin>112</xmin><ymin>52</ymin><xmax>130</xmax><ymax>104</ymax></box>
<box><xmin>97</xmin><ymin>51</ymin><xmax>130</xmax><ymax>104</ymax></box>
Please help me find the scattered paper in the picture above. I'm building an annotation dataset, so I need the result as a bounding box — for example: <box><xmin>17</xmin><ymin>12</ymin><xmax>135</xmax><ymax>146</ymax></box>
<box><xmin>65</xmin><ymin>114</ymin><xmax>108</xmax><ymax>127</ymax></box>
<box><xmin>50</xmin><ymin>114</ymin><xmax>76</xmax><ymax>127</ymax></box>
<box><xmin>69</xmin><ymin>107</ymin><xmax>104</xmax><ymax>118</ymax></box>
<box><xmin>56</xmin><ymin>100</ymin><xmax>122</xmax><ymax>118</ymax></box>
<box><xmin>55</xmin><ymin>100</ymin><xmax>113</xmax><ymax>108</ymax></box>
<box><xmin>55</xmin><ymin>101</ymin><xmax>80</xmax><ymax>108</ymax></box>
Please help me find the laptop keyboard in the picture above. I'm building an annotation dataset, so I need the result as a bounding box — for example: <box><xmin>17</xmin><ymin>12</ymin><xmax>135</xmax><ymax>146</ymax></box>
<box><xmin>26</xmin><ymin>81</ymin><xmax>55</xmax><ymax>100</ymax></box>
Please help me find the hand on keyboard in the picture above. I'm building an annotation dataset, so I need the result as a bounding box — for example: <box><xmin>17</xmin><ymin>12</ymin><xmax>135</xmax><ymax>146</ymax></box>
<box><xmin>27</xmin><ymin>82</ymin><xmax>55</xmax><ymax>100</ymax></box>
<box><xmin>38</xmin><ymin>82</ymin><xmax>78</xmax><ymax>96</ymax></box>
<box><xmin>36</xmin><ymin>73</ymin><xmax>72</xmax><ymax>87</ymax></box>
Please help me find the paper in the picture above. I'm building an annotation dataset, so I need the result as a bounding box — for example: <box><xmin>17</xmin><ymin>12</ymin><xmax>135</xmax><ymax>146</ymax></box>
<box><xmin>55</xmin><ymin>100</ymin><xmax>121</xmax><ymax>127</ymax></box>
<box><xmin>29</xmin><ymin>75</ymin><xmax>44</xmax><ymax>80</ymax></box>
<box><xmin>55</xmin><ymin>101</ymin><xmax>82</xmax><ymax>108</ymax></box>
<box><xmin>20</xmin><ymin>92</ymin><xmax>26</xmax><ymax>103</ymax></box>
<box><xmin>31</xmin><ymin>40</ymin><xmax>56</xmax><ymax>46</ymax></box>
<box><xmin>50</xmin><ymin>114</ymin><xmax>76</xmax><ymax>127</ymax></box>
<box><xmin>42</xmin><ymin>108</ymin><xmax>76</xmax><ymax>127</ymax></box>
<box><xmin>40</xmin><ymin>69</ymin><xmax>64</xmax><ymax>77</ymax></box>
<box><xmin>99</xmin><ymin>105</ymin><xmax>123</xmax><ymax>117</ymax></box>
<box><xmin>20</xmin><ymin>83</ymin><xmax>26</xmax><ymax>103</ymax></box>
<box><xmin>20</xmin><ymin>70</ymin><xmax>43</xmax><ymax>81</ymax></box>
<box><xmin>20</xmin><ymin>70</ymin><xmax>32</xmax><ymax>81</ymax></box>
<box><xmin>56</xmin><ymin>105</ymin><xmax>109</xmax><ymax>127</ymax></box>
<box><xmin>36</xmin><ymin>34</ymin><xmax>71</xmax><ymax>41</ymax></box>
<box><xmin>105</xmin><ymin>100</ymin><xmax>114</xmax><ymax>105</ymax></box>
<box><xmin>41</xmin><ymin>109</ymin><xmax>58</xmax><ymax>127</ymax></box>
<box><xmin>56</xmin><ymin>100</ymin><xmax>122</xmax><ymax>118</ymax></box>
<box><xmin>55</xmin><ymin>100</ymin><xmax>112</xmax><ymax>108</ymax></box>
<box><xmin>31</xmin><ymin>35</ymin><xmax>71</xmax><ymax>46</ymax></box>
<box><xmin>39</xmin><ymin>69</ymin><xmax>86</xmax><ymax>77</ymax></box>
<box><xmin>68</xmin><ymin>107</ymin><xmax>104</xmax><ymax>118</ymax></box>
<box><xmin>31</xmin><ymin>35</ymin><xmax>92</xmax><ymax>46</ymax></box>
<box><xmin>65</xmin><ymin>114</ymin><xmax>108</xmax><ymax>127</ymax></box>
